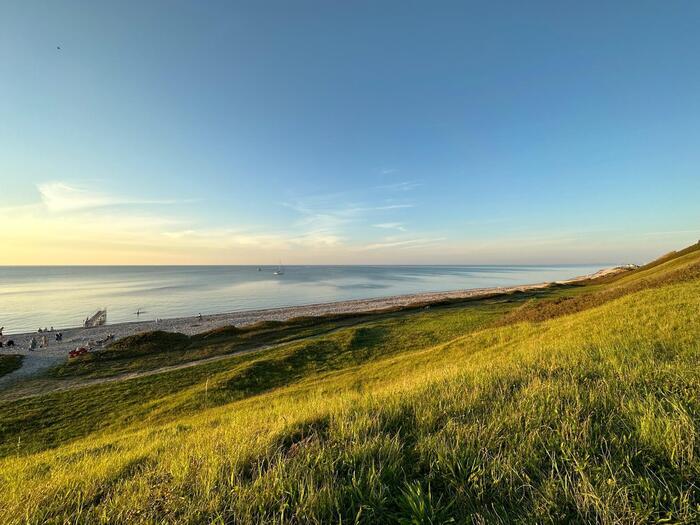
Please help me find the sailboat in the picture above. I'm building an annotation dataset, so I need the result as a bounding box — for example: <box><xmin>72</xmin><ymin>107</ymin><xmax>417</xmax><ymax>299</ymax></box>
<box><xmin>273</xmin><ymin>261</ymin><xmax>284</xmax><ymax>275</ymax></box>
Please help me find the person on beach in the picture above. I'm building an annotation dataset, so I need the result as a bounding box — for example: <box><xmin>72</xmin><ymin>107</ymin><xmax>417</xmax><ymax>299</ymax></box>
<box><xmin>55</xmin><ymin>332</ymin><xmax>63</xmax><ymax>342</ymax></box>
<box><xmin>29</xmin><ymin>337</ymin><xmax>37</xmax><ymax>351</ymax></box>
<box><xmin>0</xmin><ymin>326</ymin><xmax>3</xmax><ymax>336</ymax></box>
<box><xmin>40</xmin><ymin>335</ymin><xmax>48</xmax><ymax>348</ymax></box>
<box><xmin>198</xmin><ymin>313</ymin><xmax>203</xmax><ymax>321</ymax></box>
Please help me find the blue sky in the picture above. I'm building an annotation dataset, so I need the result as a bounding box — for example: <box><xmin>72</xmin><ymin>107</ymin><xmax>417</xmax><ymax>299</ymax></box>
<box><xmin>2</xmin><ymin>1</ymin><xmax>699</xmax><ymax>264</ymax></box>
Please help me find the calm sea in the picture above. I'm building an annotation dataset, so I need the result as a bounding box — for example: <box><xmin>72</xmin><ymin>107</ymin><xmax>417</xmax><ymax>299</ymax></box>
<box><xmin>0</xmin><ymin>264</ymin><xmax>606</xmax><ymax>334</ymax></box>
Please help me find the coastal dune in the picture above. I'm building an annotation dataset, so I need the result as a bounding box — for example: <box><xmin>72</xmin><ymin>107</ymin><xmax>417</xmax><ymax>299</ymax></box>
<box><xmin>0</xmin><ymin>266</ymin><xmax>625</xmax><ymax>386</ymax></box>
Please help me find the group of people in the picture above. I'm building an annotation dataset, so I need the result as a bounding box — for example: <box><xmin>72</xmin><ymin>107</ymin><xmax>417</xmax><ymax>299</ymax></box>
<box><xmin>0</xmin><ymin>325</ymin><xmax>63</xmax><ymax>351</ymax></box>
<box><xmin>0</xmin><ymin>327</ymin><xmax>15</xmax><ymax>349</ymax></box>
<box><xmin>28</xmin><ymin>328</ymin><xmax>64</xmax><ymax>350</ymax></box>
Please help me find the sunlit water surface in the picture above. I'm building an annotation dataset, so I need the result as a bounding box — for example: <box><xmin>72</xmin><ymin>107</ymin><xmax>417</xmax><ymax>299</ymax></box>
<box><xmin>0</xmin><ymin>264</ymin><xmax>607</xmax><ymax>334</ymax></box>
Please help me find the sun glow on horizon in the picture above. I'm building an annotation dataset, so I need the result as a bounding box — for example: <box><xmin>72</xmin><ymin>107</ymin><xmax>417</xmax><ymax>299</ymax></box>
<box><xmin>2</xmin><ymin>181</ymin><xmax>696</xmax><ymax>266</ymax></box>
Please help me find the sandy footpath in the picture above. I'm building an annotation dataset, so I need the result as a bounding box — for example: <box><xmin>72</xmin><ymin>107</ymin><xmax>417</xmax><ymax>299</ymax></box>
<box><xmin>0</xmin><ymin>266</ymin><xmax>627</xmax><ymax>387</ymax></box>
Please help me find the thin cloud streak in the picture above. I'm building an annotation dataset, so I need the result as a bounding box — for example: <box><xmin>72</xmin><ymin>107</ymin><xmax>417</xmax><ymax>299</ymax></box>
<box><xmin>358</xmin><ymin>237</ymin><xmax>446</xmax><ymax>251</ymax></box>
<box><xmin>376</xmin><ymin>181</ymin><xmax>422</xmax><ymax>192</ymax></box>
<box><xmin>641</xmin><ymin>229</ymin><xmax>700</xmax><ymax>237</ymax></box>
<box><xmin>373</xmin><ymin>222</ymin><xmax>407</xmax><ymax>232</ymax></box>
<box><xmin>38</xmin><ymin>182</ymin><xmax>184</xmax><ymax>212</ymax></box>
<box><xmin>281</xmin><ymin>191</ymin><xmax>416</xmax><ymax>249</ymax></box>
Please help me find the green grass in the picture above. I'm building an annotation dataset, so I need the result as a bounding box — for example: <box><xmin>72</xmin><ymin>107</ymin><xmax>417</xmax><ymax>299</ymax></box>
<box><xmin>47</xmin><ymin>317</ymin><xmax>353</xmax><ymax>380</ymax></box>
<box><xmin>45</xmin><ymin>305</ymin><xmax>506</xmax><ymax>382</ymax></box>
<box><xmin>497</xmin><ymin>243</ymin><xmax>700</xmax><ymax>325</ymax></box>
<box><xmin>0</xmin><ymin>355</ymin><xmax>23</xmax><ymax>378</ymax></box>
<box><xmin>0</xmin><ymin>301</ymin><xmax>506</xmax><ymax>456</ymax></box>
<box><xmin>1</xmin><ymin>244</ymin><xmax>699</xmax><ymax>523</ymax></box>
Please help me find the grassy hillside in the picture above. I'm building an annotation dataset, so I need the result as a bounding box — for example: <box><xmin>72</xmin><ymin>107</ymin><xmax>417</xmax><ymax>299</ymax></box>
<box><xmin>1</xmin><ymin>244</ymin><xmax>699</xmax><ymax>523</ymax></box>
<box><xmin>0</xmin><ymin>355</ymin><xmax>23</xmax><ymax>378</ymax></box>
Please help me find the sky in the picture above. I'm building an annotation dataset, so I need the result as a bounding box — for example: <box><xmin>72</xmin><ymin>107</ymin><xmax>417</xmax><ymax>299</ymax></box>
<box><xmin>1</xmin><ymin>0</ymin><xmax>699</xmax><ymax>265</ymax></box>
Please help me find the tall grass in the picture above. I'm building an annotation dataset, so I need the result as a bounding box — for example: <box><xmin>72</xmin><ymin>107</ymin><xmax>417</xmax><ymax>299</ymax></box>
<box><xmin>0</xmin><ymin>302</ymin><xmax>506</xmax><ymax>455</ymax></box>
<box><xmin>0</xmin><ymin>275</ymin><xmax>698</xmax><ymax>523</ymax></box>
<box><xmin>0</xmin><ymin>355</ymin><xmax>23</xmax><ymax>378</ymax></box>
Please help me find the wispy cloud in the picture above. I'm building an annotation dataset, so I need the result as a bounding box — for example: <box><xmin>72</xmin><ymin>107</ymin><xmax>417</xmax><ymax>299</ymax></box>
<box><xmin>641</xmin><ymin>229</ymin><xmax>700</xmax><ymax>237</ymax></box>
<box><xmin>274</xmin><ymin>189</ymin><xmax>419</xmax><ymax>256</ymax></box>
<box><xmin>162</xmin><ymin>226</ymin><xmax>344</xmax><ymax>250</ymax></box>
<box><xmin>161</xmin><ymin>228</ymin><xmax>281</xmax><ymax>247</ymax></box>
<box><xmin>282</xmin><ymin>192</ymin><xmax>415</xmax><ymax>245</ymax></box>
<box><xmin>374</xmin><ymin>203</ymin><xmax>414</xmax><ymax>210</ymax></box>
<box><xmin>376</xmin><ymin>181</ymin><xmax>422</xmax><ymax>192</ymax></box>
<box><xmin>358</xmin><ymin>237</ymin><xmax>446</xmax><ymax>251</ymax></box>
<box><xmin>290</xmin><ymin>230</ymin><xmax>344</xmax><ymax>248</ymax></box>
<box><xmin>37</xmin><ymin>182</ymin><xmax>181</xmax><ymax>212</ymax></box>
<box><xmin>373</xmin><ymin>222</ymin><xmax>407</xmax><ymax>232</ymax></box>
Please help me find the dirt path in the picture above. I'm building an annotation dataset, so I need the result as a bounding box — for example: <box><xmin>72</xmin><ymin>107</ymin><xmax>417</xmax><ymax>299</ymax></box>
<box><xmin>0</xmin><ymin>344</ymin><xmax>272</xmax><ymax>402</ymax></box>
<box><xmin>0</xmin><ymin>352</ymin><xmax>65</xmax><ymax>389</ymax></box>
<box><xmin>0</xmin><ymin>316</ymin><xmax>376</xmax><ymax>402</ymax></box>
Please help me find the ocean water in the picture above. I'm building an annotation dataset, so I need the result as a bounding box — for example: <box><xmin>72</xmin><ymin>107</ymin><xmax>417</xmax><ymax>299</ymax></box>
<box><xmin>0</xmin><ymin>264</ymin><xmax>606</xmax><ymax>334</ymax></box>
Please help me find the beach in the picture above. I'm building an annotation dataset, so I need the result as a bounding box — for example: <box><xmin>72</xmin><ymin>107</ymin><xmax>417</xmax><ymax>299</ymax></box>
<box><xmin>0</xmin><ymin>265</ymin><xmax>627</xmax><ymax>387</ymax></box>
<box><xmin>0</xmin><ymin>263</ymin><xmax>611</xmax><ymax>334</ymax></box>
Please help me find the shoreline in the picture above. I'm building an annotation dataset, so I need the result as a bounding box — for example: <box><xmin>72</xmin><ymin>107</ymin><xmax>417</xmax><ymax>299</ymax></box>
<box><xmin>0</xmin><ymin>265</ymin><xmax>629</xmax><ymax>385</ymax></box>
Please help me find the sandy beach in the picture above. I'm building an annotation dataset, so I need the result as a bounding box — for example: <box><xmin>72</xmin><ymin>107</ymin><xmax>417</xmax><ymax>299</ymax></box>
<box><xmin>0</xmin><ymin>266</ymin><xmax>627</xmax><ymax>386</ymax></box>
